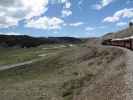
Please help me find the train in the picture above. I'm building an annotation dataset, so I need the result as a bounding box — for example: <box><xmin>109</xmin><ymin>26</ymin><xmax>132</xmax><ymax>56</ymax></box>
<box><xmin>102</xmin><ymin>36</ymin><xmax>133</xmax><ymax>50</ymax></box>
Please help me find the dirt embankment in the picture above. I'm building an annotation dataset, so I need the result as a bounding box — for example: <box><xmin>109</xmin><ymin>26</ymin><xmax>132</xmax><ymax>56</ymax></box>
<box><xmin>66</xmin><ymin>46</ymin><xmax>127</xmax><ymax>100</ymax></box>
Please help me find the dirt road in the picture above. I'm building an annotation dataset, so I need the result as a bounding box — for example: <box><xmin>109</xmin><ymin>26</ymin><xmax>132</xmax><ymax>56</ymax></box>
<box><xmin>124</xmin><ymin>48</ymin><xmax>133</xmax><ymax>100</ymax></box>
<box><xmin>101</xmin><ymin>45</ymin><xmax>133</xmax><ymax>100</ymax></box>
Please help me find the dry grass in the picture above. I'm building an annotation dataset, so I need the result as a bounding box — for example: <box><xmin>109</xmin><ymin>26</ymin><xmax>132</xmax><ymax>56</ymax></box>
<box><xmin>0</xmin><ymin>44</ymin><xmax>127</xmax><ymax>100</ymax></box>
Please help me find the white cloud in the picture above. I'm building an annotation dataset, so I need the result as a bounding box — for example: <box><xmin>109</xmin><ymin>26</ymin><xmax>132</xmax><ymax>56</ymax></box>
<box><xmin>62</xmin><ymin>1</ymin><xmax>72</xmax><ymax>17</ymax></box>
<box><xmin>63</xmin><ymin>23</ymin><xmax>67</xmax><ymax>26</ymax></box>
<box><xmin>116</xmin><ymin>22</ymin><xmax>127</xmax><ymax>27</ymax></box>
<box><xmin>26</xmin><ymin>17</ymin><xmax>64</xmax><ymax>30</ymax></box>
<box><xmin>49</xmin><ymin>0</ymin><xmax>67</xmax><ymax>4</ymax></box>
<box><xmin>85</xmin><ymin>27</ymin><xmax>95</xmax><ymax>31</ymax></box>
<box><xmin>49</xmin><ymin>17</ymin><xmax>64</xmax><ymax>30</ymax></box>
<box><xmin>103</xmin><ymin>8</ymin><xmax>133</xmax><ymax>23</ymax></box>
<box><xmin>92</xmin><ymin>4</ymin><xmax>102</xmax><ymax>10</ymax></box>
<box><xmin>101</xmin><ymin>0</ymin><xmax>114</xmax><ymax>7</ymax></box>
<box><xmin>0</xmin><ymin>16</ymin><xmax>20</xmax><ymax>28</ymax></box>
<box><xmin>0</xmin><ymin>32</ymin><xmax>22</xmax><ymax>35</ymax></box>
<box><xmin>92</xmin><ymin>0</ymin><xmax>114</xmax><ymax>10</ymax></box>
<box><xmin>0</xmin><ymin>0</ymin><xmax>48</xmax><ymax>28</ymax></box>
<box><xmin>103</xmin><ymin>16</ymin><xmax>119</xmax><ymax>22</ymax></box>
<box><xmin>65</xmin><ymin>1</ymin><xmax>71</xmax><ymax>9</ymax></box>
<box><xmin>62</xmin><ymin>22</ymin><xmax>84</xmax><ymax>27</ymax></box>
<box><xmin>62</xmin><ymin>10</ymin><xmax>72</xmax><ymax>17</ymax></box>
<box><xmin>69</xmin><ymin>22</ymin><xmax>84</xmax><ymax>27</ymax></box>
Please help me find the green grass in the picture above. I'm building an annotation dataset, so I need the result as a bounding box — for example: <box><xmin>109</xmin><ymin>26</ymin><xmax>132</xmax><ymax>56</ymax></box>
<box><xmin>0</xmin><ymin>44</ymin><xmax>73</xmax><ymax>65</ymax></box>
<box><xmin>0</xmin><ymin>48</ymin><xmax>39</xmax><ymax>65</ymax></box>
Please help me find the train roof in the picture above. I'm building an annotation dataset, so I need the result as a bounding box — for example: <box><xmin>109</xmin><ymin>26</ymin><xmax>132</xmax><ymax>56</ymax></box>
<box><xmin>112</xmin><ymin>36</ymin><xmax>133</xmax><ymax>41</ymax></box>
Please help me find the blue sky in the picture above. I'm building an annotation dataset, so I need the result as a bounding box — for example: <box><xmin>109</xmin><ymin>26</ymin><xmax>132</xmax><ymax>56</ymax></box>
<box><xmin>0</xmin><ymin>0</ymin><xmax>133</xmax><ymax>37</ymax></box>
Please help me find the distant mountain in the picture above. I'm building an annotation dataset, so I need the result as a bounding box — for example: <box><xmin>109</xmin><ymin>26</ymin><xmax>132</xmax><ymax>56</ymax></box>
<box><xmin>103</xmin><ymin>22</ymin><xmax>133</xmax><ymax>39</ymax></box>
<box><xmin>0</xmin><ymin>35</ymin><xmax>81</xmax><ymax>48</ymax></box>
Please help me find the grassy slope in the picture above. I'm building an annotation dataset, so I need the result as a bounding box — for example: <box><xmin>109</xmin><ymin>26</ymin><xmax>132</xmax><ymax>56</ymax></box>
<box><xmin>0</xmin><ymin>44</ymin><xmax>127</xmax><ymax>100</ymax></box>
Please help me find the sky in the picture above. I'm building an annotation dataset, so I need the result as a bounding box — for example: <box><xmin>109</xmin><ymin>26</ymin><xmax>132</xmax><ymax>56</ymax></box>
<box><xmin>0</xmin><ymin>0</ymin><xmax>133</xmax><ymax>37</ymax></box>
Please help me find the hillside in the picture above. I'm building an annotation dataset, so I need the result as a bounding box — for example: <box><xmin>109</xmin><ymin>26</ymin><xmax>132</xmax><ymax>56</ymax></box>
<box><xmin>0</xmin><ymin>44</ymin><xmax>128</xmax><ymax>100</ymax></box>
<box><xmin>103</xmin><ymin>25</ymin><xmax>133</xmax><ymax>39</ymax></box>
<box><xmin>0</xmin><ymin>35</ymin><xmax>82</xmax><ymax>48</ymax></box>
<box><xmin>0</xmin><ymin>25</ymin><xmax>132</xmax><ymax>100</ymax></box>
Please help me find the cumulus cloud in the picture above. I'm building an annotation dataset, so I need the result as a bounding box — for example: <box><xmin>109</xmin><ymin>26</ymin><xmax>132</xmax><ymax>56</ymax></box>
<box><xmin>0</xmin><ymin>16</ymin><xmax>19</xmax><ymax>28</ymax></box>
<box><xmin>0</xmin><ymin>0</ymin><xmax>48</xmax><ymax>28</ymax></box>
<box><xmin>26</xmin><ymin>17</ymin><xmax>64</xmax><ymax>30</ymax></box>
<box><xmin>92</xmin><ymin>0</ymin><xmax>114</xmax><ymax>10</ymax></box>
<box><xmin>69</xmin><ymin>22</ymin><xmax>84</xmax><ymax>27</ymax></box>
<box><xmin>103</xmin><ymin>8</ymin><xmax>133</xmax><ymax>23</ymax></box>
